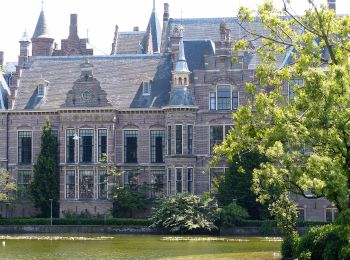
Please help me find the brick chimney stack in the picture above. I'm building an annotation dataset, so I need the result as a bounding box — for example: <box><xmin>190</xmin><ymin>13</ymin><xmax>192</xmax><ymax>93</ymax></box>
<box><xmin>69</xmin><ymin>14</ymin><xmax>79</xmax><ymax>39</ymax></box>
<box><xmin>163</xmin><ymin>3</ymin><xmax>169</xmax><ymax>22</ymax></box>
<box><xmin>328</xmin><ymin>0</ymin><xmax>336</xmax><ymax>11</ymax></box>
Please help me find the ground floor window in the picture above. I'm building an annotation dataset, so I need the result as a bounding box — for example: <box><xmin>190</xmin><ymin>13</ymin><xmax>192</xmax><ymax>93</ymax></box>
<box><xmin>209</xmin><ymin>168</ymin><xmax>227</xmax><ymax>193</ymax></box>
<box><xmin>325</xmin><ymin>207</ymin><xmax>338</xmax><ymax>222</ymax></box>
<box><xmin>187</xmin><ymin>168</ymin><xmax>193</xmax><ymax>194</ymax></box>
<box><xmin>151</xmin><ymin>171</ymin><xmax>165</xmax><ymax>198</ymax></box>
<box><xmin>66</xmin><ymin>170</ymin><xmax>75</xmax><ymax>199</ymax></box>
<box><xmin>176</xmin><ymin>168</ymin><xmax>183</xmax><ymax>194</ymax></box>
<box><xmin>17</xmin><ymin>170</ymin><xmax>32</xmax><ymax>200</ymax></box>
<box><xmin>167</xmin><ymin>168</ymin><xmax>172</xmax><ymax>195</ymax></box>
<box><xmin>98</xmin><ymin>170</ymin><xmax>107</xmax><ymax>199</ymax></box>
<box><xmin>79</xmin><ymin>170</ymin><xmax>94</xmax><ymax>199</ymax></box>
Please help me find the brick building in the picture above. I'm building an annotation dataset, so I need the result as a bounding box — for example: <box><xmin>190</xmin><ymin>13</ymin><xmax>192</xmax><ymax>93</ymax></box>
<box><xmin>0</xmin><ymin>2</ymin><xmax>337</xmax><ymax>221</ymax></box>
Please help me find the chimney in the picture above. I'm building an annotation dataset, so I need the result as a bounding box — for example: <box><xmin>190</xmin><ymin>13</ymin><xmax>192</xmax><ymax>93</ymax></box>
<box><xmin>327</xmin><ymin>0</ymin><xmax>336</xmax><ymax>11</ymax></box>
<box><xmin>69</xmin><ymin>14</ymin><xmax>79</xmax><ymax>39</ymax></box>
<box><xmin>0</xmin><ymin>51</ymin><xmax>4</xmax><ymax>67</ymax></box>
<box><xmin>133</xmin><ymin>26</ymin><xmax>139</xmax><ymax>32</ymax></box>
<box><xmin>163</xmin><ymin>3</ymin><xmax>169</xmax><ymax>22</ymax></box>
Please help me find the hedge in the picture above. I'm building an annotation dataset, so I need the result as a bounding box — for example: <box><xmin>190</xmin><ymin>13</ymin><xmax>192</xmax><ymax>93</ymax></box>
<box><xmin>0</xmin><ymin>218</ymin><xmax>151</xmax><ymax>226</ymax></box>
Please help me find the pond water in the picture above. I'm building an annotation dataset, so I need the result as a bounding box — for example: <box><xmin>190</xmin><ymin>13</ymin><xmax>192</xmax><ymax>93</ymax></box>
<box><xmin>0</xmin><ymin>234</ymin><xmax>282</xmax><ymax>259</ymax></box>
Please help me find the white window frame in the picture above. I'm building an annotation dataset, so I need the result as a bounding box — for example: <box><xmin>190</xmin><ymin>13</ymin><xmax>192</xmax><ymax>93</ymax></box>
<box><xmin>209</xmin><ymin>124</ymin><xmax>233</xmax><ymax>154</ymax></box>
<box><xmin>175</xmin><ymin>167</ymin><xmax>183</xmax><ymax>194</ymax></box>
<box><xmin>37</xmin><ymin>84</ymin><xmax>45</xmax><ymax>97</ymax></box>
<box><xmin>175</xmin><ymin>124</ymin><xmax>183</xmax><ymax>155</ymax></box>
<box><xmin>97</xmin><ymin>128</ymin><xmax>108</xmax><ymax>162</ymax></box>
<box><xmin>65</xmin><ymin>169</ymin><xmax>76</xmax><ymax>199</ymax></box>
<box><xmin>187</xmin><ymin>167</ymin><xmax>194</xmax><ymax>194</ymax></box>
<box><xmin>17</xmin><ymin>130</ymin><xmax>33</xmax><ymax>165</ymax></box>
<box><xmin>209</xmin><ymin>84</ymin><xmax>239</xmax><ymax>111</ymax></box>
<box><xmin>142</xmin><ymin>81</ymin><xmax>151</xmax><ymax>96</ymax></box>
<box><xmin>79</xmin><ymin>128</ymin><xmax>95</xmax><ymax>163</ymax></box>
<box><xmin>65</xmin><ymin>128</ymin><xmax>76</xmax><ymax>163</ymax></box>
<box><xmin>167</xmin><ymin>168</ymin><xmax>172</xmax><ymax>195</ymax></box>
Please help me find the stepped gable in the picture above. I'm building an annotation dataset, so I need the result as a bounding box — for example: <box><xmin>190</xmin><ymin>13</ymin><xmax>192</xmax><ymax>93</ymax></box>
<box><xmin>14</xmin><ymin>54</ymin><xmax>172</xmax><ymax>110</ymax></box>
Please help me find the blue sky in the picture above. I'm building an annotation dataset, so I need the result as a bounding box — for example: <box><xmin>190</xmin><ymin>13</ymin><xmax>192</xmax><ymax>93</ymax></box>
<box><xmin>1</xmin><ymin>0</ymin><xmax>349</xmax><ymax>62</ymax></box>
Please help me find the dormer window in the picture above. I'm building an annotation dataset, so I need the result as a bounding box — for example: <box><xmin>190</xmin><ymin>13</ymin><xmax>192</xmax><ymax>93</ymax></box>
<box><xmin>143</xmin><ymin>81</ymin><xmax>151</xmax><ymax>95</ymax></box>
<box><xmin>37</xmin><ymin>84</ymin><xmax>46</xmax><ymax>97</ymax></box>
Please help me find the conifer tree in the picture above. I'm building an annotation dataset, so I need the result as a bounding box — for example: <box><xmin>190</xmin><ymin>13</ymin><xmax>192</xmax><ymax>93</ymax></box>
<box><xmin>30</xmin><ymin>118</ymin><xmax>59</xmax><ymax>217</ymax></box>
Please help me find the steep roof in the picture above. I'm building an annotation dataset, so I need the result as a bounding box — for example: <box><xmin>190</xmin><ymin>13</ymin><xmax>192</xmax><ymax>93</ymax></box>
<box><xmin>145</xmin><ymin>8</ymin><xmax>162</xmax><ymax>53</ymax></box>
<box><xmin>32</xmin><ymin>9</ymin><xmax>52</xmax><ymax>39</ymax></box>
<box><xmin>116</xmin><ymin>32</ymin><xmax>145</xmax><ymax>54</ymax></box>
<box><xmin>14</xmin><ymin>54</ymin><xmax>172</xmax><ymax>110</ymax></box>
<box><xmin>0</xmin><ymin>73</ymin><xmax>10</xmax><ymax>110</ymax></box>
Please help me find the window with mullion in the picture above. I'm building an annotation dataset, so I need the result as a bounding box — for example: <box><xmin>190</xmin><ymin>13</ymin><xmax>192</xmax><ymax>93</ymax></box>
<box><xmin>187</xmin><ymin>168</ymin><xmax>193</xmax><ymax>194</ymax></box>
<box><xmin>187</xmin><ymin>125</ymin><xmax>193</xmax><ymax>155</ymax></box>
<box><xmin>98</xmin><ymin>129</ymin><xmax>107</xmax><ymax>161</ymax></box>
<box><xmin>124</xmin><ymin>130</ymin><xmax>138</xmax><ymax>163</ymax></box>
<box><xmin>210</xmin><ymin>92</ymin><xmax>216</xmax><ymax>110</ymax></box>
<box><xmin>151</xmin><ymin>130</ymin><xmax>165</xmax><ymax>163</ymax></box>
<box><xmin>176</xmin><ymin>168</ymin><xmax>182</xmax><ymax>194</ymax></box>
<box><xmin>98</xmin><ymin>170</ymin><xmax>107</xmax><ymax>199</ymax></box>
<box><xmin>66</xmin><ymin>170</ymin><xmax>75</xmax><ymax>199</ymax></box>
<box><xmin>17</xmin><ymin>170</ymin><xmax>32</xmax><ymax>200</ymax></box>
<box><xmin>18</xmin><ymin>131</ymin><xmax>32</xmax><ymax>165</ymax></box>
<box><xmin>79</xmin><ymin>129</ymin><xmax>94</xmax><ymax>163</ymax></box>
<box><xmin>167</xmin><ymin>168</ymin><xmax>172</xmax><ymax>195</ymax></box>
<box><xmin>66</xmin><ymin>129</ymin><xmax>75</xmax><ymax>163</ymax></box>
<box><xmin>210</xmin><ymin>126</ymin><xmax>223</xmax><ymax>154</ymax></box>
<box><xmin>79</xmin><ymin>170</ymin><xmax>94</xmax><ymax>199</ymax></box>
<box><xmin>175</xmin><ymin>125</ymin><xmax>183</xmax><ymax>155</ymax></box>
<box><xmin>167</xmin><ymin>126</ymin><xmax>172</xmax><ymax>155</ymax></box>
<box><xmin>232</xmin><ymin>90</ymin><xmax>239</xmax><ymax>110</ymax></box>
<box><xmin>217</xmin><ymin>85</ymin><xmax>231</xmax><ymax>110</ymax></box>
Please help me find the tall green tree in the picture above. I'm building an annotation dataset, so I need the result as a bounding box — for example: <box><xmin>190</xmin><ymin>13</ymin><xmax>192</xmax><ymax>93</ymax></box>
<box><xmin>214</xmin><ymin>0</ymin><xmax>350</xmax><ymax>233</ymax></box>
<box><xmin>0</xmin><ymin>168</ymin><xmax>16</xmax><ymax>202</ymax></box>
<box><xmin>217</xmin><ymin>152</ymin><xmax>269</xmax><ymax>220</ymax></box>
<box><xmin>30</xmin><ymin>118</ymin><xmax>59</xmax><ymax>217</ymax></box>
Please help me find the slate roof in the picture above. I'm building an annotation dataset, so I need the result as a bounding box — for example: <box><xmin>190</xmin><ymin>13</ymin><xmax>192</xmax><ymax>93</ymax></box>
<box><xmin>146</xmin><ymin>9</ymin><xmax>162</xmax><ymax>53</ymax></box>
<box><xmin>168</xmin><ymin>86</ymin><xmax>195</xmax><ymax>107</ymax></box>
<box><xmin>0</xmin><ymin>73</ymin><xmax>10</xmax><ymax>109</ymax></box>
<box><xmin>116</xmin><ymin>32</ymin><xmax>145</xmax><ymax>54</ymax></box>
<box><xmin>32</xmin><ymin>9</ymin><xmax>52</xmax><ymax>39</ymax></box>
<box><xmin>184</xmin><ymin>40</ymin><xmax>215</xmax><ymax>72</ymax></box>
<box><xmin>14</xmin><ymin>54</ymin><xmax>172</xmax><ymax>110</ymax></box>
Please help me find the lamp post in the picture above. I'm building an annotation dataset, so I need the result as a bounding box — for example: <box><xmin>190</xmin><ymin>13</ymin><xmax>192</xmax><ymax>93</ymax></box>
<box><xmin>49</xmin><ymin>199</ymin><xmax>53</xmax><ymax>226</ymax></box>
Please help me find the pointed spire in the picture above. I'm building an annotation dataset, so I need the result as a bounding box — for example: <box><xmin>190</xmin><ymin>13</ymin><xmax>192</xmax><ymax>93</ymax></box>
<box><xmin>32</xmin><ymin>4</ymin><xmax>51</xmax><ymax>38</ymax></box>
<box><xmin>20</xmin><ymin>30</ymin><xmax>30</xmax><ymax>42</ymax></box>
<box><xmin>153</xmin><ymin>0</ymin><xmax>156</xmax><ymax>12</ymax></box>
<box><xmin>175</xmin><ymin>26</ymin><xmax>190</xmax><ymax>73</ymax></box>
<box><xmin>145</xmin><ymin>0</ymin><xmax>161</xmax><ymax>53</ymax></box>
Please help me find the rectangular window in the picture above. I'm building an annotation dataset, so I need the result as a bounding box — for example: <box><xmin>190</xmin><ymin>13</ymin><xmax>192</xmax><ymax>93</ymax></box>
<box><xmin>37</xmin><ymin>84</ymin><xmax>45</xmax><ymax>97</ymax></box>
<box><xmin>66</xmin><ymin>170</ymin><xmax>75</xmax><ymax>199</ymax></box>
<box><xmin>217</xmin><ymin>85</ymin><xmax>231</xmax><ymax>110</ymax></box>
<box><xmin>79</xmin><ymin>129</ymin><xmax>94</xmax><ymax>163</ymax></box>
<box><xmin>175</xmin><ymin>125</ymin><xmax>183</xmax><ymax>155</ymax></box>
<box><xmin>18</xmin><ymin>131</ymin><xmax>32</xmax><ymax>164</ymax></box>
<box><xmin>210</xmin><ymin>92</ymin><xmax>216</xmax><ymax>110</ymax></box>
<box><xmin>17</xmin><ymin>170</ymin><xmax>32</xmax><ymax>200</ymax></box>
<box><xmin>151</xmin><ymin>171</ymin><xmax>164</xmax><ymax>198</ymax></box>
<box><xmin>176</xmin><ymin>168</ymin><xmax>183</xmax><ymax>194</ymax></box>
<box><xmin>167</xmin><ymin>168</ymin><xmax>172</xmax><ymax>195</ymax></box>
<box><xmin>187</xmin><ymin>168</ymin><xmax>193</xmax><ymax>194</ymax></box>
<box><xmin>143</xmin><ymin>82</ymin><xmax>151</xmax><ymax>95</ymax></box>
<box><xmin>187</xmin><ymin>125</ymin><xmax>193</xmax><ymax>155</ymax></box>
<box><xmin>98</xmin><ymin>129</ymin><xmax>107</xmax><ymax>161</ymax></box>
<box><xmin>150</xmin><ymin>130</ymin><xmax>165</xmax><ymax>163</ymax></box>
<box><xmin>98</xmin><ymin>170</ymin><xmax>107</xmax><ymax>199</ymax></box>
<box><xmin>210</xmin><ymin>126</ymin><xmax>224</xmax><ymax>154</ymax></box>
<box><xmin>167</xmin><ymin>126</ymin><xmax>172</xmax><ymax>155</ymax></box>
<box><xmin>123</xmin><ymin>170</ymin><xmax>138</xmax><ymax>186</ymax></box>
<box><xmin>66</xmin><ymin>129</ymin><xmax>75</xmax><ymax>163</ymax></box>
<box><xmin>209</xmin><ymin>168</ymin><xmax>225</xmax><ymax>193</ymax></box>
<box><xmin>79</xmin><ymin>170</ymin><xmax>94</xmax><ymax>199</ymax></box>
<box><xmin>325</xmin><ymin>208</ymin><xmax>339</xmax><ymax>222</ymax></box>
<box><xmin>124</xmin><ymin>130</ymin><xmax>138</xmax><ymax>163</ymax></box>
<box><xmin>232</xmin><ymin>90</ymin><xmax>239</xmax><ymax>110</ymax></box>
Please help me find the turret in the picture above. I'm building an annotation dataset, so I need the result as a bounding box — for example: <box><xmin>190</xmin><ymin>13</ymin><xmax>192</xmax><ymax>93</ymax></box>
<box><xmin>172</xmin><ymin>26</ymin><xmax>190</xmax><ymax>87</ymax></box>
<box><xmin>31</xmin><ymin>6</ymin><xmax>54</xmax><ymax>56</ymax></box>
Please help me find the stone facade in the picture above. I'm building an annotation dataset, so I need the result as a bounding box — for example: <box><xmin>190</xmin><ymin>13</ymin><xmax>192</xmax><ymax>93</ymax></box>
<box><xmin>0</xmin><ymin>2</ymin><xmax>337</xmax><ymax>221</ymax></box>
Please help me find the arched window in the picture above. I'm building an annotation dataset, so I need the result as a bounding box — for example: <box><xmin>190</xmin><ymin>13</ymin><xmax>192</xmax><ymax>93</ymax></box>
<box><xmin>184</xmin><ymin>77</ymin><xmax>187</xmax><ymax>85</ymax></box>
<box><xmin>178</xmin><ymin>77</ymin><xmax>183</xmax><ymax>85</ymax></box>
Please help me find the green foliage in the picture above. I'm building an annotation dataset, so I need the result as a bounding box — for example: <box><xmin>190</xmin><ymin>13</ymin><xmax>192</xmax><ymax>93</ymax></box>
<box><xmin>281</xmin><ymin>231</ymin><xmax>300</xmax><ymax>259</ymax></box>
<box><xmin>0</xmin><ymin>168</ymin><xmax>16</xmax><ymax>201</ymax></box>
<box><xmin>0</xmin><ymin>217</ymin><xmax>150</xmax><ymax>226</ymax></box>
<box><xmin>296</xmin><ymin>224</ymin><xmax>350</xmax><ymax>260</ymax></box>
<box><xmin>150</xmin><ymin>193</ymin><xmax>218</xmax><ymax>234</ymax></box>
<box><xmin>217</xmin><ymin>152</ymin><xmax>269</xmax><ymax>220</ymax></box>
<box><xmin>111</xmin><ymin>183</ymin><xmax>151</xmax><ymax>218</ymax></box>
<box><xmin>214</xmin><ymin>0</ymin><xmax>350</xmax><ymax>234</ymax></box>
<box><xmin>220</xmin><ymin>203</ymin><xmax>249</xmax><ymax>227</ymax></box>
<box><xmin>29</xmin><ymin>118</ymin><xmax>59</xmax><ymax>217</ymax></box>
